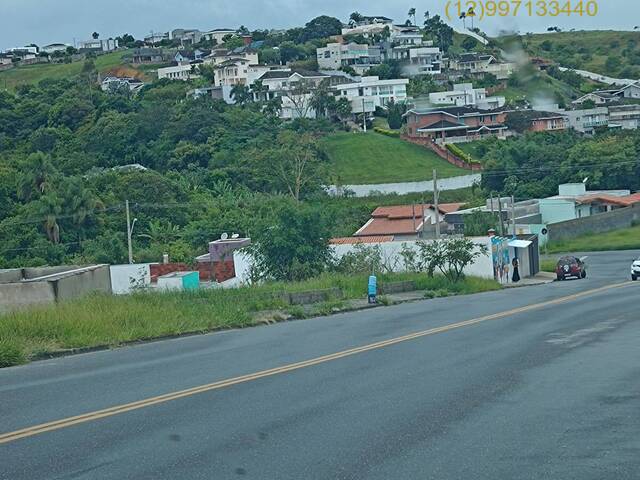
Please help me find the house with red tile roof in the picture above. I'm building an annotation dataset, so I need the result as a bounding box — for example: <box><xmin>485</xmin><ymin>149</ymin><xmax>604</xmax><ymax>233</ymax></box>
<box><xmin>344</xmin><ymin>203</ymin><xmax>465</xmax><ymax>241</ymax></box>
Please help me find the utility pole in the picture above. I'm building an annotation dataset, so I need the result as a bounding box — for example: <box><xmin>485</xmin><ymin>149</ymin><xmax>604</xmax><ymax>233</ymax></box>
<box><xmin>497</xmin><ymin>195</ymin><xmax>504</xmax><ymax>236</ymax></box>
<box><xmin>511</xmin><ymin>195</ymin><xmax>516</xmax><ymax>237</ymax></box>
<box><xmin>362</xmin><ymin>98</ymin><xmax>367</xmax><ymax>132</ymax></box>
<box><xmin>433</xmin><ymin>169</ymin><xmax>440</xmax><ymax>239</ymax></box>
<box><xmin>126</xmin><ymin>200</ymin><xmax>137</xmax><ymax>264</ymax></box>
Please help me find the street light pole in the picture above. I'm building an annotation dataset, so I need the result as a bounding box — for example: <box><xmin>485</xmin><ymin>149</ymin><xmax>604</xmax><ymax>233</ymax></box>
<box><xmin>126</xmin><ymin>200</ymin><xmax>137</xmax><ymax>264</ymax></box>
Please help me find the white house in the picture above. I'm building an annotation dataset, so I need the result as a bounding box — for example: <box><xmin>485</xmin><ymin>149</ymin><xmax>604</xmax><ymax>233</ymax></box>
<box><xmin>101</xmin><ymin>76</ymin><xmax>144</xmax><ymax>93</ymax></box>
<box><xmin>316</xmin><ymin>43</ymin><xmax>382</xmax><ymax>75</ymax></box>
<box><xmin>333</xmin><ymin>75</ymin><xmax>409</xmax><ymax>114</ymax></box>
<box><xmin>571</xmin><ymin>91</ymin><xmax>621</xmax><ymax>106</ymax></box>
<box><xmin>0</xmin><ymin>54</ymin><xmax>12</xmax><ymax>66</ymax></box>
<box><xmin>258</xmin><ymin>70</ymin><xmax>329</xmax><ymax>119</ymax></box>
<box><xmin>77</xmin><ymin>38</ymin><xmax>119</xmax><ymax>52</ymax></box>
<box><xmin>41</xmin><ymin>43</ymin><xmax>69</xmax><ymax>54</ymax></box>
<box><xmin>202</xmin><ymin>28</ymin><xmax>237</xmax><ymax>45</ymax></box>
<box><xmin>429</xmin><ymin>83</ymin><xmax>505</xmax><ymax>110</ymax></box>
<box><xmin>144</xmin><ymin>32</ymin><xmax>170</xmax><ymax>44</ymax></box>
<box><xmin>203</xmin><ymin>48</ymin><xmax>259</xmax><ymax>66</ymax></box>
<box><xmin>560</xmin><ymin>107</ymin><xmax>610</xmax><ymax>133</ymax></box>
<box><xmin>214</xmin><ymin>58</ymin><xmax>275</xmax><ymax>86</ymax></box>
<box><xmin>449</xmin><ymin>53</ymin><xmax>515</xmax><ymax>80</ymax></box>
<box><xmin>157</xmin><ymin>64</ymin><xmax>200</xmax><ymax>81</ymax></box>
<box><xmin>608</xmin><ymin>104</ymin><xmax>640</xmax><ymax>130</ymax></box>
<box><xmin>341</xmin><ymin>15</ymin><xmax>394</xmax><ymax>38</ymax></box>
<box><xmin>615</xmin><ymin>81</ymin><xmax>640</xmax><ymax>100</ymax></box>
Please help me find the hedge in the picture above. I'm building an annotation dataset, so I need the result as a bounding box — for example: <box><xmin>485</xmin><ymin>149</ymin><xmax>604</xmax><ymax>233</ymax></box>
<box><xmin>373</xmin><ymin>127</ymin><xmax>400</xmax><ymax>137</ymax></box>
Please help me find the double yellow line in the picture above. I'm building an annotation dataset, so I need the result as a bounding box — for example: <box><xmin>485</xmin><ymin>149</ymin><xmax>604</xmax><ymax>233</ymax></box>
<box><xmin>0</xmin><ymin>281</ymin><xmax>633</xmax><ymax>445</ymax></box>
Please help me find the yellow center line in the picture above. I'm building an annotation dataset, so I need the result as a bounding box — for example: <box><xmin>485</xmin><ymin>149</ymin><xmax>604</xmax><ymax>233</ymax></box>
<box><xmin>0</xmin><ymin>281</ymin><xmax>634</xmax><ymax>445</ymax></box>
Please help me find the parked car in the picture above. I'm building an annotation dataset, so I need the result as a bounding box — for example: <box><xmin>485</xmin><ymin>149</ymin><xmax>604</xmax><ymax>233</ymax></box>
<box><xmin>632</xmin><ymin>258</ymin><xmax>640</xmax><ymax>281</ymax></box>
<box><xmin>556</xmin><ymin>255</ymin><xmax>587</xmax><ymax>280</ymax></box>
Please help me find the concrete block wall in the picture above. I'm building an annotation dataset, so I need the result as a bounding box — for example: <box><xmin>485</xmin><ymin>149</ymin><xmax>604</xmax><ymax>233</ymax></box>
<box><xmin>548</xmin><ymin>204</ymin><xmax>640</xmax><ymax>242</ymax></box>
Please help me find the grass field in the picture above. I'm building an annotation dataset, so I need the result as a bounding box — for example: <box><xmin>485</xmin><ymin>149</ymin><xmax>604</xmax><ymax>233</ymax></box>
<box><xmin>0</xmin><ymin>49</ymin><xmax>154</xmax><ymax>90</ymax></box>
<box><xmin>0</xmin><ymin>273</ymin><xmax>500</xmax><ymax>367</ymax></box>
<box><xmin>499</xmin><ymin>30</ymin><xmax>640</xmax><ymax>78</ymax></box>
<box><xmin>321</xmin><ymin>132</ymin><xmax>468</xmax><ymax>184</ymax></box>
<box><xmin>547</xmin><ymin>224</ymin><xmax>640</xmax><ymax>254</ymax></box>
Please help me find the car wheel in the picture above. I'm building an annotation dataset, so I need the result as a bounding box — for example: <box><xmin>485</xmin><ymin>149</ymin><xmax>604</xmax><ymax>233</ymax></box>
<box><xmin>581</xmin><ymin>270</ymin><xmax>587</xmax><ymax>279</ymax></box>
<box><xmin>633</xmin><ymin>274</ymin><xmax>638</xmax><ymax>281</ymax></box>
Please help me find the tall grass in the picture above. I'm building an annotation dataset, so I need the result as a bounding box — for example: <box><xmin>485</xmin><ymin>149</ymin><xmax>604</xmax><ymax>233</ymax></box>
<box><xmin>547</xmin><ymin>225</ymin><xmax>640</xmax><ymax>254</ymax></box>
<box><xmin>0</xmin><ymin>273</ymin><xmax>499</xmax><ymax>367</ymax></box>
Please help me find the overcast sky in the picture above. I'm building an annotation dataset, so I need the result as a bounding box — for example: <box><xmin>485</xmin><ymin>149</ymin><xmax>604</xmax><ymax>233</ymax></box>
<box><xmin>1</xmin><ymin>0</ymin><xmax>638</xmax><ymax>50</ymax></box>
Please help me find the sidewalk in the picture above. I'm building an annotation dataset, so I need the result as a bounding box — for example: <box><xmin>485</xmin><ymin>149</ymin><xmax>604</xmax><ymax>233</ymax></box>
<box><xmin>502</xmin><ymin>271</ymin><xmax>556</xmax><ymax>289</ymax></box>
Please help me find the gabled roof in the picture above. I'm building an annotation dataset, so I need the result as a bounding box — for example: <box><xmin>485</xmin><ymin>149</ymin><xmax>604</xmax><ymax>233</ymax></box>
<box><xmin>417</xmin><ymin>120</ymin><xmax>467</xmax><ymax>131</ymax></box>
<box><xmin>330</xmin><ymin>236</ymin><xmax>394</xmax><ymax>245</ymax></box>
<box><xmin>259</xmin><ymin>69</ymin><xmax>328</xmax><ymax>80</ymax></box>
<box><xmin>406</xmin><ymin>105</ymin><xmax>505</xmax><ymax>117</ymax></box>
<box><xmin>353</xmin><ymin>203</ymin><xmax>464</xmax><ymax>237</ymax></box>
<box><xmin>577</xmin><ymin>193</ymin><xmax>640</xmax><ymax>206</ymax></box>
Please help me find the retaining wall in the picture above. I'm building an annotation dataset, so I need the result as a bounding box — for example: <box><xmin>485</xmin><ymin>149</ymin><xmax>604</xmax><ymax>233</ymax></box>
<box><xmin>547</xmin><ymin>204</ymin><xmax>640</xmax><ymax>242</ymax></box>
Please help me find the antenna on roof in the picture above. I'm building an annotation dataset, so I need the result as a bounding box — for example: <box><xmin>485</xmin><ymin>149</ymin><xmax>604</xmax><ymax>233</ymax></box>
<box><xmin>221</xmin><ymin>232</ymin><xmax>228</xmax><ymax>240</ymax></box>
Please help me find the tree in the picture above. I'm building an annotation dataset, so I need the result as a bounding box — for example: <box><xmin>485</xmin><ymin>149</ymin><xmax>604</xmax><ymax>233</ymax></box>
<box><xmin>230</xmin><ymin>84</ymin><xmax>252</xmax><ymax>106</ymax></box>
<box><xmin>309</xmin><ymin>80</ymin><xmax>335</xmax><ymax>118</ymax></box>
<box><xmin>92</xmin><ymin>32</ymin><xmax>99</xmax><ymax>39</ymax></box>
<box><xmin>282</xmin><ymin>79</ymin><xmax>314</xmax><ymax>118</ymax></box>
<box><xmin>335</xmin><ymin>97</ymin><xmax>352</xmax><ymax>126</ymax></box>
<box><xmin>386</xmin><ymin>99</ymin><xmax>406</xmax><ymax>129</ymax></box>
<box><xmin>261</xmin><ymin>130</ymin><xmax>327</xmax><ymax>201</ymax></box>
<box><xmin>424</xmin><ymin>15</ymin><xmax>454</xmax><ymax>52</ymax></box>
<box><xmin>459</xmin><ymin>11</ymin><xmax>467</xmax><ymax>28</ymax></box>
<box><xmin>349</xmin><ymin>12</ymin><xmax>364</xmax><ymax>25</ymax></box>
<box><xmin>417</xmin><ymin>238</ymin><xmax>488</xmax><ymax>282</ymax></box>
<box><xmin>299</xmin><ymin>15</ymin><xmax>342</xmax><ymax>42</ymax></box>
<box><xmin>35</xmin><ymin>192</ymin><xmax>63</xmax><ymax>243</ymax></box>
<box><xmin>17</xmin><ymin>152</ymin><xmax>57</xmax><ymax>201</ymax></box>
<box><xmin>250</xmin><ymin>201</ymin><xmax>332</xmax><ymax>281</ymax></box>
<box><xmin>461</xmin><ymin>36</ymin><xmax>478</xmax><ymax>51</ymax></box>
<box><xmin>408</xmin><ymin>8</ymin><xmax>416</xmax><ymax>26</ymax></box>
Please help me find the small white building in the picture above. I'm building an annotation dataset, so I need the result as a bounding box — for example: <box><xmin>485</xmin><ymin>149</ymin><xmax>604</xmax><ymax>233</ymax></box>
<box><xmin>429</xmin><ymin>83</ymin><xmax>505</xmax><ymax>110</ymax></box>
<box><xmin>333</xmin><ymin>75</ymin><xmax>409</xmax><ymax>114</ymax></box>
<box><xmin>144</xmin><ymin>32</ymin><xmax>170</xmax><ymax>44</ymax></box>
<box><xmin>202</xmin><ymin>28</ymin><xmax>237</xmax><ymax>45</ymax></box>
<box><xmin>41</xmin><ymin>43</ymin><xmax>69</xmax><ymax>54</ymax></box>
<box><xmin>77</xmin><ymin>38</ymin><xmax>119</xmax><ymax>52</ymax></box>
<box><xmin>157</xmin><ymin>63</ymin><xmax>200</xmax><ymax>81</ymax></box>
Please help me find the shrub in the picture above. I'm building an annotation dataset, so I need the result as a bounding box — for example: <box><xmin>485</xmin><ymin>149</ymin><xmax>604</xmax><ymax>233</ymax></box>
<box><xmin>0</xmin><ymin>339</ymin><xmax>27</xmax><ymax>368</ymax></box>
<box><xmin>373</xmin><ymin>127</ymin><xmax>400</xmax><ymax>137</ymax></box>
<box><xmin>446</xmin><ymin>143</ymin><xmax>474</xmax><ymax>163</ymax></box>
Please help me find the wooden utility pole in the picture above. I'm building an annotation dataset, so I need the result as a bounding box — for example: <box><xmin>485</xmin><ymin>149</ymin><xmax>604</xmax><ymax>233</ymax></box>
<box><xmin>126</xmin><ymin>200</ymin><xmax>133</xmax><ymax>264</ymax></box>
<box><xmin>433</xmin><ymin>169</ymin><xmax>440</xmax><ymax>239</ymax></box>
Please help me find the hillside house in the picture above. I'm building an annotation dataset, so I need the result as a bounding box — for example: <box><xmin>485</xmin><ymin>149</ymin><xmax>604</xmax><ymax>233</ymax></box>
<box><xmin>316</xmin><ymin>42</ymin><xmax>382</xmax><ymax>75</ymax></box>
<box><xmin>448</xmin><ymin>53</ymin><xmax>515</xmax><ymax>80</ymax></box>
<box><xmin>429</xmin><ymin>83</ymin><xmax>505</xmax><ymax>109</ymax></box>
<box><xmin>132</xmin><ymin>48</ymin><xmax>165</xmax><ymax>64</ymax></box>
<box><xmin>202</xmin><ymin>28</ymin><xmax>237</xmax><ymax>45</ymax></box>
<box><xmin>405</xmin><ymin>106</ymin><xmax>508</xmax><ymax>144</ymax></box>
<box><xmin>78</xmin><ymin>38</ymin><xmax>118</xmax><ymax>53</ymax></box>
<box><xmin>332</xmin><ymin>75</ymin><xmax>409</xmax><ymax>114</ymax></box>
<box><xmin>157</xmin><ymin>63</ymin><xmax>200</xmax><ymax>81</ymax></box>
<box><xmin>101</xmin><ymin>76</ymin><xmax>144</xmax><ymax>93</ymax></box>
<box><xmin>572</xmin><ymin>91</ymin><xmax>621</xmax><ymax>106</ymax></box>
<box><xmin>608</xmin><ymin>104</ymin><xmax>640</xmax><ymax>130</ymax></box>
<box><xmin>257</xmin><ymin>70</ymin><xmax>329</xmax><ymax>119</ymax></box>
<box><xmin>41</xmin><ymin>43</ymin><xmax>69</xmax><ymax>54</ymax></box>
<box><xmin>561</xmin><ymin>107</ymin><xmax>609</xmax><ymax>133</ymax></box>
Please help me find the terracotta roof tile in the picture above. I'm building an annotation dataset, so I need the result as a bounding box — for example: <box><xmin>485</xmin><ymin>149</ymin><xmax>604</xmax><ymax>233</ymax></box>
<box><xmin>330</xmin><ymin>236</ymin><xmax>394</xmax><ymax>245</ymax></box>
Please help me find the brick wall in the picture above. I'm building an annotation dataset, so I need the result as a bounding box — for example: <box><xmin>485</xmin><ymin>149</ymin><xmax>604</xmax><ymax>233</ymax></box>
<box><xmin>149</xmin><ymin>261</ymin><xmax>235</xmax><ymax>283</ymax></box>
<box><xmin>548</xmin><ymin>204</ymin><xmax>640</xmax><ymax>242</ymax></box>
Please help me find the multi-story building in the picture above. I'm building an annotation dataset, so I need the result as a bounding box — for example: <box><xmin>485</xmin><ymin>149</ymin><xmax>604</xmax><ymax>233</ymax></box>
<box><xmin>316</xmin><ymin>43</ymin><xmax>382</xmax><ymax>75</ymax></box>
<box><xmin>448</xmin><ymin>53</ymin><xmax>515</xmax><ymax>80</ymax></box>
<box><xmin>332</xmin><ymin>75</ymin><xmax>409</xmax><ymax>114</ymax></box>
<box><xmin>405</xmin><ymin>106</ymin><xmax>508</xmax><ymax>144</ymax></box>
<box><xmin>561</xmin><ymin>107</ymin><xmax>610</xmax><ymax>133</ymax></box>
<box><xmin>77</xmin><ymin>38</ymin><xmax>119</xmax><ymax>52</ymax></box>
<box><xmin>202</xmin><ymin>28</ymin><xmax>237</xmax><ymax>45</ymax></box>
<box><xmin>203</xmin><ymin>48</ymin><xmax>259</xmax><ymax>66</ymax></box>
<box><xmin>341</xmin><ymin>15</ymin><xmax>394</xmax><ymax>38</ymax></box>
<box><xmin>41</xmin><ymin>43</ymin><xmax>69</xmax><ymax>54</ymax></box>
<box><xmin>608</xmin><ymin>104</ymin><xmax>640</xmax><ymax>130</ymax></box>
<box><xmin>144</xmin><ymin>32</ymin><xmax>170</xmax><ymax>44</ymax></box>
<box><xmin>213</xmin><ymin>58</ymin><xmax>280</xmax><ymax>86</ymax></box>
<box><xmin>429</xmin><ymin>83</ymin><xmax>505</xmax><ymax>109</ymax></box>
<box><xmin>257</xmin><ymin>70</ymin><xmax>330</xmax><ymax>119</ymax></box>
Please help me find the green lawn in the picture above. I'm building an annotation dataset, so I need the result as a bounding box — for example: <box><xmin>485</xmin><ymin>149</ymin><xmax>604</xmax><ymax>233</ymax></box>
<box><xmin>547</xmin><ymin>225</ymin><xmax>640</xmax><ymax>254</ymax></box>
<box><xmin>0</xmin><ymin>49</ymin><xmax>151</xmax><ymax>90</ymax></box>
<box><xmin>321</xmin><ymin>132</ymin><xmax>468</xmax><ymax>184</ymax></box>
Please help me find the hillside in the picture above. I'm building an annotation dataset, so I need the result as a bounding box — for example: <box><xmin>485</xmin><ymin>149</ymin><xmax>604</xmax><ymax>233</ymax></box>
<box><xmin>499</xmin><ymin>30</ymin><xmax>640</xmax><ymax>79</ymax></box>
<box><xmin>0</xmin><ymin>49</ymin><xmax>158</xmax><ymax>90</ymax></box>
<box><xmin>321</xmin><ymin>132</ymin><xmax>468</xmax><ymax>184</ymax></box>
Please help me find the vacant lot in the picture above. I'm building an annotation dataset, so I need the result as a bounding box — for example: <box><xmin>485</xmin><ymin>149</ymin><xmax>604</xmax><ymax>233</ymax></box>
<box><xmin>547</xmin><ymin>224</ymin><xmax>640</xmax><ymax>253</ymax></box>
<box><xmin>321</xmin><ymin>132</ymin><xmax>467</xmax><ymax>184</ymax></box>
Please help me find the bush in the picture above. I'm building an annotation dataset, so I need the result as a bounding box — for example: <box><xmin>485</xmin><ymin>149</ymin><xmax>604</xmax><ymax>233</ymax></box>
<box><xmin>446</xmin><ymin>143</ymin><xmax>475</xmax><ymax>164</ymax></box>
<box><xmin>373</xmin><ymin>127</ymin><xmax>400</xmax><ymax>137</ymax></box>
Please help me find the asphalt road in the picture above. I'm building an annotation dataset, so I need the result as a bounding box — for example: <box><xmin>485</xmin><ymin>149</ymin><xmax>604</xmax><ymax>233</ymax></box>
<box><xmin>1</xmin><ymin>250</ymin><xmax>639</xmax><ymax>479</ymax></box>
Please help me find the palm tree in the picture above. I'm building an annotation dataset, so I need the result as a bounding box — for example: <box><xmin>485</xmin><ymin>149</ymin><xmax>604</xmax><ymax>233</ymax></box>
<box><xmin>17</xmin><ymin>152</ymin><xmax>56</xmax><ymax>201</ymax></box>
<box><xmin>251</xmin><ymin>79</ymin><xmax>268</xmax><ymax>102</ymax></box>
<box><xmin>61</xmin><ymin>178</ymin><xmax>104</xmax><ymax>244</ymax></box>
<box><xmin>408</xmin><ymin>8</ymin><xmax>416</xmax><ymax>26</ymax></box>
<box><xmin>138</xmin><ymin>220</ymin><xmax>181</xmax><ymax>245</ymax></box>
<box><xmin>92</xmin><ymin>32</ymin><xmax>99</xmax><ymax>39</ymax></box>
<box><xmin>424</xmin><ymin>10</ymin><xmax>431</xmax><ymax>21</ymax></box>
<box><xmin>459</xmin><ymin>12</ymin><xmax>467</xmax><ymax>28</ymax></box>
<box><xmin>230</xmin><ymin>84</ymin><xmax>251</xmax><ymax>106</ymax></box>
<box><xmin>37</xmin><ymin>193</ymin><xmax>62</xmax><ymax>244</ymax></box>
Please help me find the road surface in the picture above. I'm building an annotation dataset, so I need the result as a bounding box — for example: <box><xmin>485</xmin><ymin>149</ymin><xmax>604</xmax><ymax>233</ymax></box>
<box><xmin>1</xmin><ymin>250</ymin><xmax>639</xmax><ymax>479</ymax></box>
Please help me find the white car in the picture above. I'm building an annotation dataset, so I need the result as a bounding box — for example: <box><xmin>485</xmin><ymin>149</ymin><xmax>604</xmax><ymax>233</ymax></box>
<box><xmin>632</xmin><ymin>258</ymin><xmax>640</xmax><ymax>281</ymax></box>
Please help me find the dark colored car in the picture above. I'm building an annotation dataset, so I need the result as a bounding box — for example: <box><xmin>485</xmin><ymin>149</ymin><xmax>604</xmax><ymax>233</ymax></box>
<box><xmin>556</xmin><ymin>255</ymin><xmax>587</xmax><ymax>280</ymax></box>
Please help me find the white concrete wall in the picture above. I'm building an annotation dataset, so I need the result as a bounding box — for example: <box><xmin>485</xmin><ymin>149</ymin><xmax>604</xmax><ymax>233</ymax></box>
<box><xmin>110</xmin><ymin>264</ymin><xmax>151</xmax><ymax>294</ymax></box>
<box><xmin>326</xmin><ymin>174</ymin><xmax>480</xmax><ymax>197</ymax></box>
<box><xmin>232</xmin><ymin>238</ymin><xmax>494</xmax><ymax>284</ymax></box>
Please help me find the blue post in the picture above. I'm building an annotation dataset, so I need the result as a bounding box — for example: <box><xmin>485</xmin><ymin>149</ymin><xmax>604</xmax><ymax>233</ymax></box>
<box><xmin>368</xmin><ymin>275</ymin><xmax>377</xmax><ymax>304</ymax></box>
